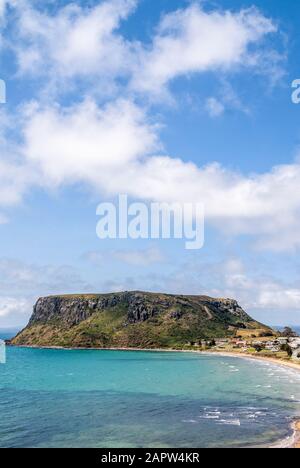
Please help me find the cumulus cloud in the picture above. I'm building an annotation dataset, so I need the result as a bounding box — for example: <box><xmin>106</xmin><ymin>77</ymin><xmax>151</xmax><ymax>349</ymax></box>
<box><xmin>0</xmin><ymin>108</ymin><xmax>37</xmax><ymax>214</ymax></box>
<box><xmin>98</xmin><ymin>154</ymin><xmax>300</xmax><ymax>252</ymax></box>
<box><xmin>77</xmin><ymin>254</ymin><xmax>300</xmax><ymax>323</ymax></box>
<box><xmin>131</xmin><ymin>4</ymin><xmax>278</xmax><ymax>96</ymax></box>
<box><xmin>143</xmin><ymin>256</ymin><xmax>300</xmax><ymax>320</ymax></box>
<box><xmin>21</xmin><ymin>98</ymin><xmax>159</xmax><ymax>187</ymax></box>
<box><xmin>12</xmin><ymin>0</ymin><xmax>137</xmax><ymax>81</ymax></box>
<box><xmin>0</xmin><ymin>159</ymin><xmax>30</xmax><ymax>207</ymax></box>
<box><xmin>13</xmin><ymin>94</ymin><xmax>300</xmax><ymax>251</ymax></box>
<box><xmin>0</xmin><ymin>0</ymin><xmax>294</xmax><ymax>254</ymax></box>
<box><xmin>3</xmin><ymin>1</ymin><xmax>281</xmax><ymax>102</ymax></box>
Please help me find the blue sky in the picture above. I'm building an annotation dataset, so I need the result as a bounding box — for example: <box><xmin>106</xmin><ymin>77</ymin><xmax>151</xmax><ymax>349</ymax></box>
<box><xmin>1</xmin><ymin>0</ymin><xmax>300</xmax><ymax>327</ymax></box>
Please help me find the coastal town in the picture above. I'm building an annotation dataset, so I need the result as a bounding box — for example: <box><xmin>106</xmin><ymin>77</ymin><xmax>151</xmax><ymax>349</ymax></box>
<box><xmin>188</xmin><ymin>327</ymin><xmax>300</xmax><ymax>363</ymax></box>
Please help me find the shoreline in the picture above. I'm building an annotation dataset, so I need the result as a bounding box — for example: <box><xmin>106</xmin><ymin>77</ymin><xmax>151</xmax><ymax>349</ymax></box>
<box><xmin>9</xmin><ymin>343</ymin><xmax>300</xmax><ymax>371</ymax></box>
<box><xmin>271</xmin><ymin>420</ymin><xmax>300</xmax><ymax>449</ymax></box>
<box><xmin>8</xmin><ymin>344</ymin><xmax>300</xmax><ymax>448</ymax></box>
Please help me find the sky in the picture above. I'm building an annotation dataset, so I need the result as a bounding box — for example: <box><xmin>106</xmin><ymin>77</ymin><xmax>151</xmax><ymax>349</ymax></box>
<box><xmin>0</xmin><ymin>0</ymin><xmax>300</xmax><ymax>328</ymax></box>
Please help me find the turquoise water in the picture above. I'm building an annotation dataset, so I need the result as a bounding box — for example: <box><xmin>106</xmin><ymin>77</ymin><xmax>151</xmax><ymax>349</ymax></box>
<box><xmin>0</xmin><ymin>329</ymin><xmax>19</xmax><ymax>340</ymax></box>
<box><xmin>0</xmin><ymin>348</ymin><xmax>300</xmax><ymax>448</ymax></box>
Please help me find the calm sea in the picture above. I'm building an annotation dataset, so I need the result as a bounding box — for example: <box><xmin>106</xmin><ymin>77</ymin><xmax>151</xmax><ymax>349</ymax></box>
<box><xmin>0</xmin><ymin>347</ymin><xmax>299</xmax><ymax>448</ymax></box>
<box><xmin>0</xmin><ymin>329</ymin><xmax>20</xmax><ymax>340</ymax></box>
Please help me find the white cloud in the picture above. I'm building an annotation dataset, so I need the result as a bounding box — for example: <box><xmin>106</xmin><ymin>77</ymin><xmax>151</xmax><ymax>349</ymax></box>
<box><xmin>90</xmin><ymin>153</ymin><xmax>300</xmax><ymax>251</ymax></box>
<box><xmin>147</xmin><ymin>256</ymin><xmax>300</xmax><ymax>317</ymax></box>
<box><xmin>0</xmin><ymin>1</ymin><xmax>294</xmax><ymax>253</ymax></box>
<box><xmin>0</xmin><ymin>296</ymin><xmax>32</xmax><ymax>319</ymax></box>
<box><xmin>5</xmin><ymin>1</ymin><xmax>281</xmax><ymax>102</ymax></box>
<box><xmin>0</xmin><ymin>257</ymin><xmax>95</xmax><ymax>326</ymax></box>
<box><xmin>13</xmin><ymin>0</ymin><xmax>137</xmax><ymax>81</ymax></box>
<box><xmin>0</xmin><ymin>0</ymin><xmax>6</xmax><ymax>18</ymax></box>
<box><xmin>0</xmin><ymin>159</ymin><xmax>30</xmax><ymax>206</ymax></box>
<box><xmin>214</xmin><ymin>259</ymin><xmax>300</xmax><ymax>311</ymax></box>
<box><xmin>205</xmin><ymin>81</ymin><xmax>250</xmax><ymax>117</ymax></box>
<box><xmin>0</xmin><ymin>109</ymin><xmax>35</xmax><ymax>211</ymax></box>
<box><xmin>205</xmin><ymin>97</ymin><xmax>225</xmax><ymax>117</ymax></box>
<box><xmin>131</xmin><ymin>4</ymin><xmax>278</xmax><ymax>96</ymax></box>
<box><xmin>258</xmin><ymin>289</ymin><xmax>300</xmax><ymax>310</ymax></box>
<box><xmin>0</xmin><ymin>258</ymin><xmax>93</xmax><ymax>295</ymax></box>
<box><xmin>22</xmin><ymin>98</ymin><xmax>159</xmax><ymax>187</ymax></box>
<box><xmin>17</xmin><ymin>95</ymin><xmax>300</xmax><ymax>251</ymax></box>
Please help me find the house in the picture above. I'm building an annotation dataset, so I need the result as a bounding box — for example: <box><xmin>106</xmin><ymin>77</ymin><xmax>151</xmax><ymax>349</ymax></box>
<box><xmin>253</xmin><ymin>341</ymin><xmax>264</xmax><ymax>347</ymax></box>
<box><xmin>215</xmin><ymin>339</ymin><xmax>229</xmax><ymax>347</ymax></box>
<box><xmin>234</xmin><ymin>340</ymin><xmax>247</xmax><ymax>348</ymax></box>
<box><xmin>265</xmin><ymin>341</ymin><xmax>280</xmax><ymax>352</ymax></box>
<box><xmin>277</xmin><ymin>337</ymin><xmax>288</xmax><ymax>345</ymax></box>
<box><xmin>216</xmin><ymin>339</ymin><xmax>229</xmax><ymax>344</ymax></box>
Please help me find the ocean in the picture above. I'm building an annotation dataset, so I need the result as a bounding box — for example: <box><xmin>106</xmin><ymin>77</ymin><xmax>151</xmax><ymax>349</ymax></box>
<box><xmin>0</xmin><ymin>329</ymin><xmax>19</xmax><ymax>340</ymax></box>
<box><xmin>0</xmin><ymin>347</ymin><xmax>299</xmax><ymax>448</ymax></box>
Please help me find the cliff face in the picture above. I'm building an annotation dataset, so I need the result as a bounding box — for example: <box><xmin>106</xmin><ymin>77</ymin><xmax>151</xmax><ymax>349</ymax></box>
<box><xmin>13</xmin><ymin>291</ymin><xmax>265</xmax><ymax>349</ymax></box>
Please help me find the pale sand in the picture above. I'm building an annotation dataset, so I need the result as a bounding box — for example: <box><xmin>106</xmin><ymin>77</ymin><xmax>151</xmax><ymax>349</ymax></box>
<box><xmin>270</xmin><ymin>420</ymin><xmax>300</xmax><ymax>449</ymax></box>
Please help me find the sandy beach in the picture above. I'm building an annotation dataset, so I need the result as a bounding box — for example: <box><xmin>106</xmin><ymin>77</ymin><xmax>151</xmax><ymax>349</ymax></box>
<box><xmin>270</xmin><ymin>420</ymin><xmax>300</xmax><ymax>449</ymax></box>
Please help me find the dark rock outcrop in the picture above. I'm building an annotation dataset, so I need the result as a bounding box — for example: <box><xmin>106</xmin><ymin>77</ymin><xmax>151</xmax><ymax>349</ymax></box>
<box><xmin>13</xmin><ymin>291</ymin><xmax>268</xmax><ymax>349</ymax></box>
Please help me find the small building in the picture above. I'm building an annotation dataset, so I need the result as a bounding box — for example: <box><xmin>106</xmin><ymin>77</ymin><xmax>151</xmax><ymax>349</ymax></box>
<box><xmin>277</xmin><ymin>337</ymin><xmax>288</xmax><ymax>345</ymax></box>
<box><xmin>265</xmin><ymin>341</ymin><xmax>280</xmax><ymax>352</ymax></box>
<box><xmin>216</xmin><ymin>339</ymin><xmax>229</xmax><ymax>346</ymax></box>
<box><xmin>235</xmin><ymin>340</ymin><xmax>247</xmax><ymax>348</ymax></box>
<box><xmin>253</xmin><ymin>341</ymin><xmax>264</xmax><ymax>346</ymax></box>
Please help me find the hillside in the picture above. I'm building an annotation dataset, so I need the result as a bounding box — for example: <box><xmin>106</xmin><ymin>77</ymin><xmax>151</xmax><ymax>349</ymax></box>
<box><xmin>12</xmin><ymin>291</ymin><xmax>270</xmax><ymax>349</ymax></box>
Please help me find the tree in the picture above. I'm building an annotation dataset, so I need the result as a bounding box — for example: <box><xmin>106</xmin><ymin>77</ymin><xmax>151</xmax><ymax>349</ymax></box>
<box><xmin>281</xmin><ymin>327</ymin><xmax>297</xmax><ymax>338</ymax></box>
<box><xmin>281</xmin><ymin>343</ymin><xmax>293</xmax><ymax>357</ymax></box>
<box><xmin>253</xmin><ymin>344</ymin><xmax>263</xmax><ymax>352</ymax></box>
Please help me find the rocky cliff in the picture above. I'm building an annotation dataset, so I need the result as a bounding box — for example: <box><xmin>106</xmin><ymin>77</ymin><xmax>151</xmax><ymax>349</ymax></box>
<box><xmin>12</xmin><ymin>291</ymin><xmax>267</xmax><ymax>349</ymax></box>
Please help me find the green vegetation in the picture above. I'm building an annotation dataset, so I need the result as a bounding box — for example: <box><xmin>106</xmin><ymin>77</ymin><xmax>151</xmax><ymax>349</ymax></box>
<box><xmin>12</xmin><ymin>292</ymin><xmax>272</xmax><ymax>349</ymax></box>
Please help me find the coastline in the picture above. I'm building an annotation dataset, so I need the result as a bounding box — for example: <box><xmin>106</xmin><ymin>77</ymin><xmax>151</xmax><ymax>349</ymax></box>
<box><xmin>10</xmin><ymin>343</ymin><xmax>300</xmax><ymax>371</ymax></box>
<box><xmin>9</xmin><ymin>344</ymin><xmax>300</xmax><ymax>448</ymax></box>
<box><xmin>271</xmin><ymin>420</ymin><xmax>300</xmax><ymax>449</ymax></box>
